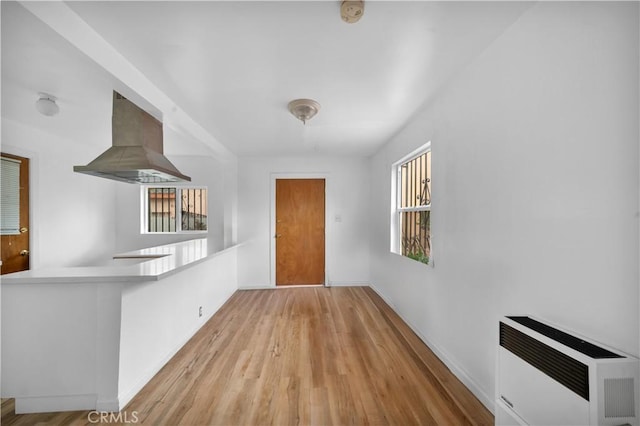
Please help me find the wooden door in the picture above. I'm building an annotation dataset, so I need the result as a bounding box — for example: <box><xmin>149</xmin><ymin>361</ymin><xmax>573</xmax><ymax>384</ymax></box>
<box><xmin>275</xmin><ymin>179</ymin><xmax>325</xmax><ymax>285</ymax></box>
<box><xmin>1</xmin><ymin>153</ymin><xmax>30</xmax><ymax>274</ymax></box>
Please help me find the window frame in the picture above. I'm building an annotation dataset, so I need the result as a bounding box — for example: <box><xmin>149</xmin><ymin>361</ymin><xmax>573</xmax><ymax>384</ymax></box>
<box><xmin>391</xmin><ymin>141</ymin><xmax>432</xmax><ymax>265</ymax></box>
<box><xmin>1</xmin><ymin>156</ymin><xmax>22</xmax><ymax>235</ymax></box>
<box><xmin>141</xmin><ymin>185</ymin><xmax>208</xmax><ymax>234</ymax></box>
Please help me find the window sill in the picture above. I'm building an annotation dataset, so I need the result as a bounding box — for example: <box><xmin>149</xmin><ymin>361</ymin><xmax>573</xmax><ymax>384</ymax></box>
<box><xmin>390</xmin><ymin>251</ymin><xmax>434</xmax><ymax>268</ymax></box>
<box><xmin>143</xmin><ymin>231</ymin><xmax>208</xmax><ymax>235</ymax></box>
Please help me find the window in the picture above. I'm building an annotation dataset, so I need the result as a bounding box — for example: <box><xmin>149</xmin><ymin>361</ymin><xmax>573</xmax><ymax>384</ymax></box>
<box><xmin>144</xmin><ymin>187</ymin><xmax>208</xmax><ymax>233</ymax></box>
<box><xmin>393</xmin><ymin>143</ymin><xmax>431</xmax><ymax>264</ymax></box>
<box><xmin>1</xmin><ymin>156</ymin><xmax>21</xmax><ymax>235</ymax></box>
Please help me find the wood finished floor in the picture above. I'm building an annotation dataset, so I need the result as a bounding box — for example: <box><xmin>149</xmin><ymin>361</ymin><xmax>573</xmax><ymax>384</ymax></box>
<box><xmin>1</xmin><ymin>287</ymin><xmax>493</xmax><ymax>425</ymax></box>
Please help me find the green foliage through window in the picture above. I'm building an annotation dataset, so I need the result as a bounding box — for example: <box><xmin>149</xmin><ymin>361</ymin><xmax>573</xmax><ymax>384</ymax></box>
<box><xmin>397</xmin><ymin>148</ymin><xmax>431</xmax><ymax>265</ymax></box>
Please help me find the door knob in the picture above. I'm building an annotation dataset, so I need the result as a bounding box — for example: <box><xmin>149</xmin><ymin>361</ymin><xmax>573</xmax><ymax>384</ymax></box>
<box><xmin>20</xmin><ymin>227</ymin><xmax>28</xmax><ymax>233</ymax></box>
<box><xmin>20</xmin><ymin>249</ymin><xmax>29</xmax><ymax>256</ymax></box>
<box><xmin>275</xmin><ymin>234</ymin><xmax>282</xmax><ymax>238</ymax></box>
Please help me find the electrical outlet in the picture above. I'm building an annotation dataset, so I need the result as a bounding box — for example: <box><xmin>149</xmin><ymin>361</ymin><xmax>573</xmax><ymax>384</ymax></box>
<box><xmin>198</xmin><ymin>306</ymin><xmax>203</xmax><ymax>317</ymax></box>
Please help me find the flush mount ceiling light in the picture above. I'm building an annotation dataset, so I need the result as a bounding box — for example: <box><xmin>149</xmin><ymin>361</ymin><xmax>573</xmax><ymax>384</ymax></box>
<box><xmin>341</xmin><ymin>0</ymin><xmax>364</xmax><ymax>23</ymax></box>
<box><xmin>35</xmin><ymin>93</ymin><xmax>59</xmax><ymax>117</ymax></box>
<box><xmin>288</xmin><ymin>99</ymin><xmax>321</xmax><ymax>125</ymax></box>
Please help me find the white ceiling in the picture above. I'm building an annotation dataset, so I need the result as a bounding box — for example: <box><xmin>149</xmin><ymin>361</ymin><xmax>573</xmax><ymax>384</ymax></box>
<box><xmin>2</xmin><ymin>1</ymin><xmax>532</xmax><ymax>158</ymax></box>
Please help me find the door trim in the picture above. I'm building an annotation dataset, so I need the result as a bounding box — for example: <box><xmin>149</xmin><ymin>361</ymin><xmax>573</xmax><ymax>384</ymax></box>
<box><xmin>1</xmin><ymin>144</ymin><xmax>37</xmax><ymax>269</ymax></box>
<box><xmin>270</xmin><ymin>173</ymin><xmax>329</xmax><ymax>287</ymax></box>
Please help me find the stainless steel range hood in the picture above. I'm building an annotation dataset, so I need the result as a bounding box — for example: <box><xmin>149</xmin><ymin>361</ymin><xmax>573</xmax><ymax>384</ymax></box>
<box><xmin>74</xmin><ymin>92</ymin><xmax>191</xmax><ymax>184</ymax></box>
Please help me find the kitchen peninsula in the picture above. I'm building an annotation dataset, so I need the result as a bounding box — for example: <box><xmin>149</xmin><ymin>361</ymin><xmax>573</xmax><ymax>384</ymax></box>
<box><xmin>1</xmin><ymin>238</ymin><xmax>239</xmax><ymax>414</ymax></box>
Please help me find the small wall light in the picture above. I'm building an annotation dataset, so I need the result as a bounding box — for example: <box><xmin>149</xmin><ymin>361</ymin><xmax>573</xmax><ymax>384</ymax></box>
<box><xmin>36</xmin><ymin>93</ymin><xmax>60</xmax><ymax>117</ymax></box>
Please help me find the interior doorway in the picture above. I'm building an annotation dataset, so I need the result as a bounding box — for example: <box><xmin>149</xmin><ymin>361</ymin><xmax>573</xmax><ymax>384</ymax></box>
<box><xmin>275</xmin><ymin>178</ymin><xmax>325</xmax><ymax>286</ymax></box>
<box><xmin>1</xmin><ymin>153</ymin><xmax>30</xmax><ymax>275</ymax></box>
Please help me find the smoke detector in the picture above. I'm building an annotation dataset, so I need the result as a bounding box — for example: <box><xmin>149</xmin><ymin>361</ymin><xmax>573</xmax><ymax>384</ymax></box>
<box><xmin>341</xmin><ymin>0</ymin><xmax>364</xmax><ymax>24</ymax></box>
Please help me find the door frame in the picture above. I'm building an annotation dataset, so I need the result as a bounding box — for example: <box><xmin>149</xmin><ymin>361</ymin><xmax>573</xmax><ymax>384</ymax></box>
<box><xmin>270</xmin><ymin>173</ymin><xmax>330</xmax><ymax>287</ymax></box>
<box><xmin>1</xmin><ymin>144</ymin><xmax>37</xmax><ymax>270</ymax></box>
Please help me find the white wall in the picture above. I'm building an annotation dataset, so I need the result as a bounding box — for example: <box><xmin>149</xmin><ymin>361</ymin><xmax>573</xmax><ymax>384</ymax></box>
<box><xmin>369</xmin><ymin>1</ymin><xmax>639</xmax><ymax>411</ymax></box>
<box><xmin>1</xmin><ymin>118</ymin><xmax>117</xmax><ymax>268</ymax></box>
<box><xmin>237</xmin><ymin>156</ymin><xmax>370</xmax><ymax>288</ymax></box>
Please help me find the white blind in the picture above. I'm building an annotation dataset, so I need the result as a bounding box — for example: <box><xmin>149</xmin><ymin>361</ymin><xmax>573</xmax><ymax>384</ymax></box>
<box><xmin>1</xmin><ymin>157</ymin><xmax>21</xmax><ymax>235</ymax></box>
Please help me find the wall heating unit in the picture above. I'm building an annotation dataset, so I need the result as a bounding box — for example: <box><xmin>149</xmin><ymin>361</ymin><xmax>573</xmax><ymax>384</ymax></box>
<box><xmin>496</xmin><ymin>316</ymin><xmax>639</xmax><ymax>426</ymax></box>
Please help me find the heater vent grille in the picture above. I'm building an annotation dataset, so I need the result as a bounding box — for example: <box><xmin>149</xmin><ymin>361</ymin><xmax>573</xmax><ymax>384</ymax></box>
<box><xmin>604</xmin><ymin>377</ymin><xmax>635</xmax><ymax>418</ymax></box>
<box><xmin>507</xmin><ymin>316</ymin><xmax>622</xmax><ymax>359</ymax></box>
<box><xmin>500</xmin><ymin>322</ymin><xmax>589</xmax><ymax>400</ymax></box>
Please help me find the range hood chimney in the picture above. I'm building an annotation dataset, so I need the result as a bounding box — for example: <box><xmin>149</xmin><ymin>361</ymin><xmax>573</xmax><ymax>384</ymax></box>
<box><xmin>74</xmin><ymin>92</ymin><xmax>191</xmax><ymax>184</ymax></box>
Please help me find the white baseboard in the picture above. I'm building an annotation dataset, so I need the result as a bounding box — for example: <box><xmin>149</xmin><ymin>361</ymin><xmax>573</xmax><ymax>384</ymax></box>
<box><xmin>95</xmin><ymin>397</ymin><xmax>120</xmax><ymax>412</ymax></box>
<box><xmin>238</xmin><ymin>283</ymin><xmax>369</xmax><ymax>289</ymax></box>
<box><xmin>15</xmin><ymin>394</ymin><xmax>96</xmax><ymax>414</ymax></box>
<box><xmin>238</xmin><ymin>285</ymin><xmax>275</xmax><ymax>290</ymax></box>
<box><xmin>239</xmin><ymin>281</ymin><xmax>370</xmax><ymax>290</ymax></box>
<box><xmin>368</xmin><ymin>283</ymin><xmax>495</xmax><ymax>415</ymax></box>
<box><xmin>327</xmin><ymin>281</ymin><xmax>369</xmax><ymax>287</ymax></box>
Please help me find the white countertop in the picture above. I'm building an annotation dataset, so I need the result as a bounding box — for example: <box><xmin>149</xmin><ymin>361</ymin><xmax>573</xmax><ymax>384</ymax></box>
<box><xmin>1</xmin><ymin>238</ymin><xmax>234</xmax><ymax>284</ymax></box>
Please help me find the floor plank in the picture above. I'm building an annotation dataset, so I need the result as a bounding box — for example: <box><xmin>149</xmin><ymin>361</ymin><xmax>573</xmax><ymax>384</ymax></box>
<box><xmin>1</xmin><ymin>287</ymin><xmax>493</xmax><ymax>425</ymax></box>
